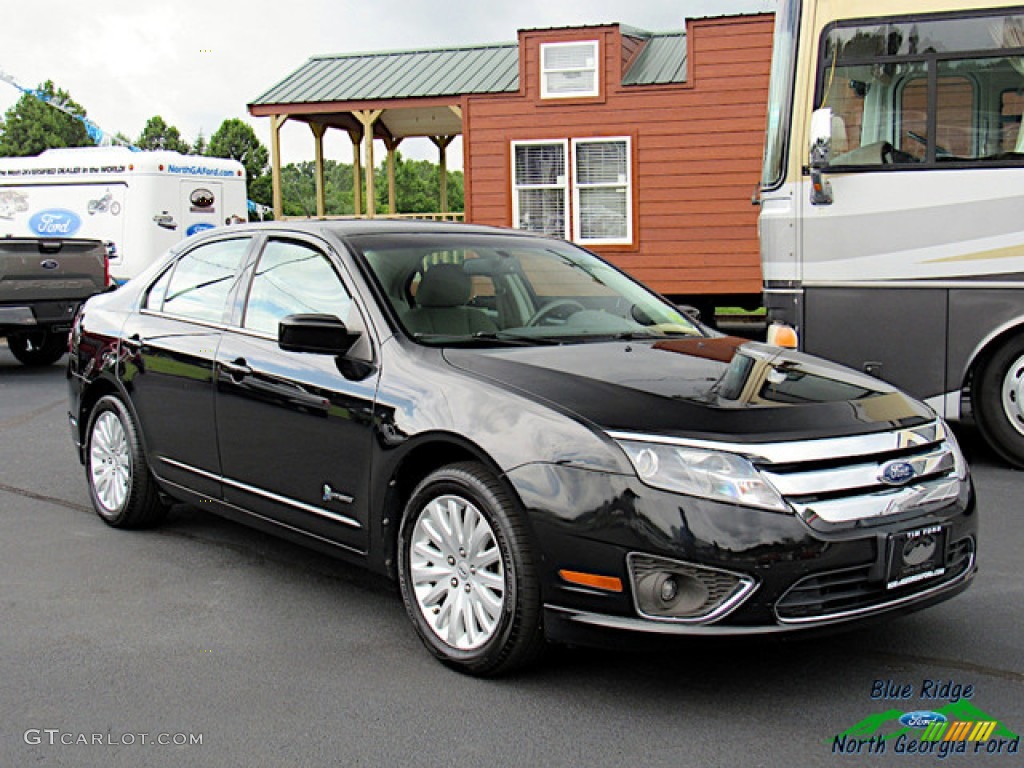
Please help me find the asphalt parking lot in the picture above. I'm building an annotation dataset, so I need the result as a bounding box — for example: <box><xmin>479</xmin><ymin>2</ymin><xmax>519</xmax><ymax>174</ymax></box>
<box><xmin>1</xmin><ymin>343</ymin><xmax>1021</xmax><ymax>768</ymax></box>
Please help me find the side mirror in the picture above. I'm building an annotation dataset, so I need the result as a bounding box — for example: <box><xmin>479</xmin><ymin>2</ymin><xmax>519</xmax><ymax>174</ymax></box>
<box><xmin>278</xmin><ymin>313</ymin><xmax>360</xmax><ymax>356</ymax></box>
<box><xmin>808</xmin><ymin>107</ymin><xmax>834</xmax><ymax>205</ymax></box>
<box><xmin>809</xmin><ymin>107</ymin><xmax>833</xmax><ymax>168</ymax></box>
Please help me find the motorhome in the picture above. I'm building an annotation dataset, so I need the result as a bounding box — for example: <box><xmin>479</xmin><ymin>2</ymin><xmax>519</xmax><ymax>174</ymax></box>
<box><xmin>758</xmin><ymin>0</ymin><xmax>1024</xmax><ymax>465</ymax></box>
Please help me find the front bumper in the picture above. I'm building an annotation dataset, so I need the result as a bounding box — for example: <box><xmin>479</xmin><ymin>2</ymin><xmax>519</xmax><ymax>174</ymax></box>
<box><xmin>505</xmin><ymin>462</ymin><xmax>977</xmax><ymax>644</ymax></box>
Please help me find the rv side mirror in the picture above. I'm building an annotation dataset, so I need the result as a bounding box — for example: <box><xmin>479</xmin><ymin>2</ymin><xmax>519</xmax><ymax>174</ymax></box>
<box><xmin>278</xmin><ymin>313</ymin><xmax>360</xmax><ymax>356</ymax></box>
<box><xmin>809</xmin><ymin>107</ymin><xmax>833</xmax><ymax>169</ymax></box>
<box><xmin>808</xmin><ymin>107</ymin><xmax>834</xmax><ymax>205</ymax></box>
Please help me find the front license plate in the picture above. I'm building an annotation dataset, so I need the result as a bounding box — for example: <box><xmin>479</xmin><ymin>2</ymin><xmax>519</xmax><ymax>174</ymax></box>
<box><xmin>885</xmin><ymin>525</ymin><xmax>947</xmax><ymax>590</ymax></box>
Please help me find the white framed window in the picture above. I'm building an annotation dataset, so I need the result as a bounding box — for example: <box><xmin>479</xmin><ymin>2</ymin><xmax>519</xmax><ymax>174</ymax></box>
<box><xmin>572</xmin><ymin>137</ymin><xmax>631</xmax><ymax>245</ymax></box>
<box><xmin>511</xmin><ymin>137</ymin><xmax>633</xmax><ymax>246</ymax></box>
<box><xmin>512</xmin><ymin>140</ymin><xmax>569</xmax><ymax>239</ymax></box>
<box><xmin>541</xmin><ymin>41</ymin><xmax>599</xmax><ymax>99</ymax></box>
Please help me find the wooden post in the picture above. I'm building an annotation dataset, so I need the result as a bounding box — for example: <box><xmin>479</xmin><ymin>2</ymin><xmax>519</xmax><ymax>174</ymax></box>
<box><xmin>270</xmin><ymin>114</ymin><xmax>289</xmax><ymax>219</ymax></box>
<box><xmin>353</xmin><ymin>110</ymin><xmax>383</xmax><ymax>218</ymax></box>
<box><xmin>347</xmin><ymin>128</ymin><xmax>362</xmax><ymax>216</ymax></box>
<box><xmin>430</xmin><ymin>135</ymin><xmax>455</xmax><ymax>214</ymax></box>
<box><xmin>385</xmin><ymin>137</ymin><xmax>402</xmax><ymax>215</ymax></box>
<box><xmin>310</xmin><ymin>122</ymin><xmax>327</xmax><ymax>218</ymax></box>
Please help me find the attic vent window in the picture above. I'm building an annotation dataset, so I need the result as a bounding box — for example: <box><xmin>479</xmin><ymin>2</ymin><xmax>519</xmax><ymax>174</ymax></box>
<box><xmin>541</xmin><ymin>41</ymin><xmax>599</xmax><ymax>99</ymax></box>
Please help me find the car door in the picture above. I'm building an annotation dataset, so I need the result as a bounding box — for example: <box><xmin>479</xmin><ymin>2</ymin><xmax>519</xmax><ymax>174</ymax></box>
<box><xmin>120</xmin><ymin>235</ymin><xmax>253</xmax><ymax>498</ymax></box>
<box><xmin>214</xmin><ymin>234</ymin><xmax>378</xmax><ymax>554</ymax></box>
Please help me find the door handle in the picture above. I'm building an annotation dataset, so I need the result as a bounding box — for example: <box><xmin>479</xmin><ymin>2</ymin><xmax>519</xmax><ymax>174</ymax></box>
<box><xmin>220</xmin><ymin>358</ymin><xmax>252</xmax><ymax>380</ymax></box>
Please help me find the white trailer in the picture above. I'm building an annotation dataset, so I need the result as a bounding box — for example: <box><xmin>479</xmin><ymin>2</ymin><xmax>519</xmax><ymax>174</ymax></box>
<box><xmin>0</xmin><ymin>147</ymin><xmax>247</xmax><ymax>283</ymax></box>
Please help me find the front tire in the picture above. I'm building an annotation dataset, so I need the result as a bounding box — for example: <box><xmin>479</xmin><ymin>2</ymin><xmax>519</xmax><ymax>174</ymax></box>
<box><xmin>85</xmin><ymin>395</ymin><xmax>168</xmax><ymax>528</ymax></box>
<box><xmin>975</xmin><ymin>334</ymin><xmax>1024</xmax><ymax>467</ymax></box>
<box><xmin>397</xmin><ymin>462</ymin><xmax>543</xmax><ymax>676</ymax></box>
<box><xmin>8</xmin><ymin>330</ymin><xmax>66</xmax><ymax>367</ymax></box>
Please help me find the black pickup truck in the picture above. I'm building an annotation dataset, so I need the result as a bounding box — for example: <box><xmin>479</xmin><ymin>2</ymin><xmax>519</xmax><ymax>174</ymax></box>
<box><xmin>1</xmin><ymin>237</ymin><xmax>109</xmax><ymax>366</ymax></box>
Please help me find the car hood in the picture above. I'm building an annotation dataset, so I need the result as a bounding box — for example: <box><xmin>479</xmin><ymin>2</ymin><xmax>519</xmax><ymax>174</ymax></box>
<box><xmin>443</xmin><ymin>336</ymin><xmax>934</xmax><ymax>442</ymax></box>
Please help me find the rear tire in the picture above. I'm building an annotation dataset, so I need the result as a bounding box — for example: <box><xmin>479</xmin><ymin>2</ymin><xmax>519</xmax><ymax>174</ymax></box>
<box><xmin>8</xmin><ymin>330</ymin><xmax>66</xmax><ymax>367</ymax></box>
<box><xmin>974</xmin><ymin>334</ymin><xmax>1024</xmax><ymax>468</ymax></box>
<box><xmin>397</xmin><ymin>462</ymin><xmax>544</xmax><ymax>676</ymax></box>
<box><xmin>85</xmin><ymin>395</ymin><xmax>168</xmax><ymax>528</ymax></box>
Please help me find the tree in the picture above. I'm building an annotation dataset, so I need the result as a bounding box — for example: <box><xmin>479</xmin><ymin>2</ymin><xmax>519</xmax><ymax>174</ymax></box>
<box><xmin>208</xmin><ymin>118</ymin><xmax>268</xmax><ymax>181</ymax></box>
<box><xmin>191</xmin><ymin>130</ymin><xmax>208</xmax><ymax>156</ymax></box>
<box><xmin>374</xmin><ymin>153</ymin><xmax>465</xmax><ymax>213</ymax></box>
<box><xmin>137</xmin><ymin>115</ymin><xmax>190</xmax><ymax>153</ymax></box>
<box><xmin>0</xmin><ymin>80</ymin><xmax>92</xmax><ymax>156</ymax></box>
<box><xmin>208</xmin><ymin>119</ymin><xmax>271</xmax><ymax>217</ymax></box>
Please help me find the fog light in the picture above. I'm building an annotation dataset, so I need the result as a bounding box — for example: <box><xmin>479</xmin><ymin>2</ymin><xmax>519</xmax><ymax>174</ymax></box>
<box><xmin>659</xmin><ymin>575</ymin><xmax>679</xmax><ymax>603</ymax></box>
<box><xmin>628</xmin><ymin>553</ymin><xmax>756</xmax><ymax>623</ymax></box>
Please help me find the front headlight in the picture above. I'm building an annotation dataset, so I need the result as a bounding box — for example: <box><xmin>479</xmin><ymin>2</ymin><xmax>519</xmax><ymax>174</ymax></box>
<box><xmin>615</xmin><ymin>439</ymin><xmax>790</xmax><ymax>513</ymax></box>
<box><xmin>940</xmin><ymin>419</ymin><xmax>969</xmax><ymax>481</ymax></box>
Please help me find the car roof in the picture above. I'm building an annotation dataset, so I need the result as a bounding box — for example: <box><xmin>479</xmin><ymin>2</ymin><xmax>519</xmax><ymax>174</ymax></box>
<box><xmin>217</xmin><ymin>219</ymin><xmax>540</xmax><ymax>239</ymax></box>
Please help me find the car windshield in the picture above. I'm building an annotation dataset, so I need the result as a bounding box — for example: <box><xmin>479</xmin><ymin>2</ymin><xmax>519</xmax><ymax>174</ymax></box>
<box><xmin>349</xmin><ymin>233</ymin><xmax>702</xmax><ymax>345</ymax></box>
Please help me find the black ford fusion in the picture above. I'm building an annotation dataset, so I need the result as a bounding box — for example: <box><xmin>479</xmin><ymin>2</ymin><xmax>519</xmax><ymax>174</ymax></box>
<box><xmin>68</xmin><ymin>220</ymin><xmax>976</xmax><ymax>675</ymax></box>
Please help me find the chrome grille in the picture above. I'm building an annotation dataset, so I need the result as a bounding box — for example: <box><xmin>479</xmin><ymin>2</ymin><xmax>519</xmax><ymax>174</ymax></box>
<box><xmin>776</xmin><ymin>537</ymin><xmax>975</xmax><ymax>621</ymax></box>
<box><xmin>757</xmin><ymin>421</ymin><xmax>966</xmax><ymax>524</ymax></box>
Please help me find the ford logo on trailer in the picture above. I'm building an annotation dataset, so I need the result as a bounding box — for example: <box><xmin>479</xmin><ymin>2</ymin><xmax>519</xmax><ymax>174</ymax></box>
<box><xmin>28</xmin><ymin>209</ymin><xmax>82</xmax><ymax>237</ymax></box>
<box><xmin>186</xmin><ymin>223</ymin><xmax>215</xmax><ymax>237</ymax></box>
<box><xmin>879</xmin><ymin>460</ymin><xmax>917</xmax><ymax>486</ymax></box>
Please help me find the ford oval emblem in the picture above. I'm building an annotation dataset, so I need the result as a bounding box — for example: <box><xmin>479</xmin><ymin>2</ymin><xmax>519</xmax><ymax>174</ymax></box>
<box><xmin>28</xmin><ymin>209</ymin><xmax>82</xmax><ymax>237</ymax></box>
<box><xmin>186</xmin><ymin>222</ymin><xmax>215</xmax><ymax>237</ymax></box>
<box><xmin>899</xmin><ymin>711</ymin><xmax>947</xmax><ymax>729</ymax></box>
<box><xmin>40</xmin><ymin>258</ymin><xmax>60</xmax><ymax>270</ymax></box>
<box><xmin>879</xmin><ymin>460</ymin><xmax>916</xmax><ymax>486</ymax></box>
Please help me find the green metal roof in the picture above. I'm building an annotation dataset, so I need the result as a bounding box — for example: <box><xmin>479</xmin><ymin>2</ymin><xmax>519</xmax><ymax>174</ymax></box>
<box><xmin>251</xmin><ymin>30</ymin><xmax>688</xmax><ymax>107</ymax></box>
<box><xmin>622</xmin><ymin>33</ymin><xmax>687</xmax><ymax>86</ymax></box>
<box><xmin>252</xmin><ymin>43</ymin><xmax>520</xmax><ymax>105</ymax></box>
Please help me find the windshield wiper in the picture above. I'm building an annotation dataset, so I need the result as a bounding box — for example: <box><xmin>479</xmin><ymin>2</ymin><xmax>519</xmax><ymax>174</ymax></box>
<box><xmin>411</xmin><ymin>332</ymin><xmax>560</xmax><ymax>347</ymax></box>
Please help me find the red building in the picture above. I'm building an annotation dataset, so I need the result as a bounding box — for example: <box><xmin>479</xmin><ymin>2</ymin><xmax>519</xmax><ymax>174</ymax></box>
<box><xmin>250</xmin><ymin>13</ymin><xmax>774</xmax><ymax>307</ymax></box>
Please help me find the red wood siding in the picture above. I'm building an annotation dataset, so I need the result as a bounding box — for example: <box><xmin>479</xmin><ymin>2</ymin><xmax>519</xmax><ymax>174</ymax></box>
<box><xmin>462</xmin><ymin>15</ymin><xmax>774</xmax><ymax>298</ymax></box>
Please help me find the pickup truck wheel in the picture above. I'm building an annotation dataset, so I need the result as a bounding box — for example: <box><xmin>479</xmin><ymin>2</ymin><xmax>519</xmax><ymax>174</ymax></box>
<box><xmin>85</xmin><ymin>395</ymin><xmax>168</xmax><ymax>528</ymax></box>
<box><xmin>8</xmin><ymin>330</ymin><xmax>67</xmax><ymax>367</ymax></box>
<box><xmin>975</xmin><ymin>335</ymin><xmax>1024</xmax><ymax>468</ymax></box>
<box><xmin>397</xmin><ymin>462</ymin><xmax>544</xmax><ymax>676</ymax></box>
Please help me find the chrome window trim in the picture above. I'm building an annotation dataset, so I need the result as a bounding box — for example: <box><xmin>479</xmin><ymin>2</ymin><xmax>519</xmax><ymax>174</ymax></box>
<box><xmin>606</xmin><ymin>421</ymin><xmax>946</xmax><ymax>466</ymax></box>
<box><xmin>158</xmin><ymin>457</ymin><xmax>360</xmax><ymax>529</ymax></box>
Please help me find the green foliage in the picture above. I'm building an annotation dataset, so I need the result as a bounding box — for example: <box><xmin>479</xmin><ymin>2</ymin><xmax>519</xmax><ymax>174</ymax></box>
<box><xmin>137</xmin><ymin>115</ymin><xmax>190</xmax><ymax>153</ymax></box>
<box><xmin>275</xmin><ymin>153</ymin><xmax>463</xmax><ymax>217</ymax></box>
<box><xmin>191</xmin><ymin>130</ymin><xmax>208</xmax><ymax>156</ymax></box>
<box><xmin>208</xmin><ymin>118</ymin><xmax>269</xmax><ymax>180</ymax></box>
<box><xmin>0</xmin><ymin>80</ymin><xmax>92</xmax><ymax>156</ymax></box>
<box><xmin>207</xmin><ymin>118</ymin><xmax>272</xmax><ymax>214</ymax></box>
<box><xmin>374</xmin><ymin>153</ymin><xmax>464</xmax><ymax>214</ymax></box>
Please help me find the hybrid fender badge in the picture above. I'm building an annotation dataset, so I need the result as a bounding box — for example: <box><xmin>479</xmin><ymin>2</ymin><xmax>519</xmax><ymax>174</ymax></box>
<box><xmin>322</xmin><ymin>483</ymin><xmax>353</xmax><ymax>504</ymax></box>
<box><xmin>879</xmin><ymin>460</ymin><xmax>917</xmax><ymax>486</ymax></box>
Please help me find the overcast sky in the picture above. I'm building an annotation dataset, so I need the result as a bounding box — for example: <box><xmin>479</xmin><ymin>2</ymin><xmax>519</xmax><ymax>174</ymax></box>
<box><xmin>1</xmin><ymin>0</ymin><xmax>774</xmax><ymax>170</ymax></box>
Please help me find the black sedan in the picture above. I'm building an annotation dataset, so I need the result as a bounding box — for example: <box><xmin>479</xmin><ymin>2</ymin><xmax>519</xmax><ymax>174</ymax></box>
<box><xmin>68</xmin><ymin>221</ymin><xmax>976</xmax><ymax>675</ymax></box>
